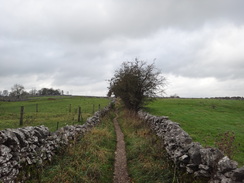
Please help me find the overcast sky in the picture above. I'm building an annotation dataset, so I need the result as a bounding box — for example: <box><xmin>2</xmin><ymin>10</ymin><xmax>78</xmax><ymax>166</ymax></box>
<box><xmin>0</xmin><ymin>0</ymin><xmax>244</xmax><ymax>97</ymax></box>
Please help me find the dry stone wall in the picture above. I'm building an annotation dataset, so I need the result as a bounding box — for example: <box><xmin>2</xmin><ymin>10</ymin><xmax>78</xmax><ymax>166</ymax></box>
<box><xmin>0</xmin><ymin>102</ymin><xmax>113</xmax><ymax>183</ymax></box>
<box><xmin>138</xmin><ymin>111</ymin><xmax>244</xmax><ymax>183</ymax></box>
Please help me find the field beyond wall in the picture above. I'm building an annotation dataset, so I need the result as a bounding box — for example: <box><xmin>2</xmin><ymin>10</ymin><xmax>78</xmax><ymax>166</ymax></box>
<box><xmin>0</xmin><ymin>96</ymin><xmax>109</xmax><ymax>131</ymax></box>
<box><xmin>146</xmin><ymin>98</ymin><xmax>244</xmax><ymax>166</ymax></box>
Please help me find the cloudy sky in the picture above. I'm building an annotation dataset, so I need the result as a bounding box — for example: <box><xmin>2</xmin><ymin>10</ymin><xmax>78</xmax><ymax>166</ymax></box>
<box><xmin>0</xmin><ymin>0</ymin><xmax>244</xmax><ymax>97</ymax></box>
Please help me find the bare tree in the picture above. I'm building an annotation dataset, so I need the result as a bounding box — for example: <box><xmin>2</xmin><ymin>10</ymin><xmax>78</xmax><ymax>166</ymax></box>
<box><xmin>10</xmin><ymin>84</ymin><xmax>25</xmax><ymax>98</ymax></box>
<box><xmin>108</xmin><ymin>59</ymin><xmax>166</xmax><ymax>111</ymax></box>
<box><xmin>29</xmin><ymin>88</ymin><xmax>37</xmax><ymax>96</ymax></box>
<box><xmin>2</xmin><ymin>90</ymin><xmax>9</xmax><ymax>97</ymax></box>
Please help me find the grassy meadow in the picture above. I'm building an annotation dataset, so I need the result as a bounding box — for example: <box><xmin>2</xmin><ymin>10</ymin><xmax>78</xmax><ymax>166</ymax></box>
<box><xmin>0</xmin><ymin>96</ymin><xmax>109</xmax><ymax>131</ymax></box>
<box><xmin>146</xmin><ymin>98</ymin><xmax>244</xmax><ymax>166</ymax></box>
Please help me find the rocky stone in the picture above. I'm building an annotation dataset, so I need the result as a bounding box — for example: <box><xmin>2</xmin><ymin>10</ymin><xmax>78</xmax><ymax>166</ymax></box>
<box><xmin>186</xmin><ymin>164</ymin><xmax>199</xmax><ymax>173</ymax></box>
<box><xmin>194</xmin><ymin>169</ymin><xmax>211</xmax><ymax>178</ymax></box>
<box><xmin>11</xmin><ymin>129</ymin><xmax>28</xmax><ymax>148</ymax></box>
<box><xmin>220</xmin><ymin>178</ymin><xmax>235</xmax><ymax>183</ymax></box>
<box><xmin>0</xmin><ymin>160</ymin><xmax>18</xmax><ymax>177</ymax></box>
<box><xmin>2</xmin><ymin>130</ymin><xmax>20</xmax><ymax>152</ymax></box>
<box><xmin>199</xmin><ymin>164</ymin><xmax>210</xmax><ymax>171</ymax></box>
<box><xmin>179</xmin><ymin>154</ymin><xmax>190</xmax><ymax>164</ymax></box>
<box><xmin>230</xmin><ymin>167</ymin><xmax>244</xmax><ymax>182</ymax></box>
<box><xmin>0</xmin><ymin>144</ymin><xmax>12</xmax><ymax>163</ymax></box>
<box><xmin>218</xmin><ymin>156</ymin><xmax>238</xmax><ymax>174</ymax></box>
<box><xmin>188</xmin><ymin>142</ymin><xmax>202</xmax><ymax>165</ymax></box>
<box><xmin>200</xmin><ymin>148</ymin><xmax>224</xmax><ymax>168</ymax></box>
<box><xmin>196</xmin><ymin>164</ymin><xmax>211</xmax><ymax>177</ymax></box>
<box><xmin>0</xmin><ymin>131</ymin><xmax>8</xmax><ymax>144</ymax></box>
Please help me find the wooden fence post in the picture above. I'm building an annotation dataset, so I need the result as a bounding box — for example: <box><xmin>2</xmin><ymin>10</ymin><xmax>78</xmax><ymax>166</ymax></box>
<box><xmin>36</xmin><ymin>104</ymin><xmax>38</xmax><ymax>113</ymax></box>
<box><xmin>69</xmin><ymin>104</ymin><xmax>71</xmax><ymax>113</ymax></box>
<box><xmin>56</xmin><ymin>122</ymin><xmax>59</xmax><ymax>130</ymax></box>
<box><xmin>20</xmin><ymin>106</ymin><xmax>24</xmax><ymax>126</ymax></box>
<box><xmin>78</xmin><ymin>106</ymin><xmax>81</xmax><ymax>122</ymax></box>
<box><xmin>98</xmin><ymin>104</ymin><xmax>101</xmax><ymax>111</ymax></box>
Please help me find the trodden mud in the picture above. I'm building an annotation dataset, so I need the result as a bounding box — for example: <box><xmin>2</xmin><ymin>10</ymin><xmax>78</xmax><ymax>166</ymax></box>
<box><xmin>113</xmin><ymin>112</ymin><xmax>130</xmax><ymax>183</ymax></box>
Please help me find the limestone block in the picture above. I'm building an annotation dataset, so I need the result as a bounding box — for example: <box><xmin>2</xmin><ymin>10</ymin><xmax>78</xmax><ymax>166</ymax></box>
<box><xmin>200</xmin><ymin>148</ymin><xmax>224</xmax><ymax>168</ymax></box>
<box><xmin>218</xmin><ymin>156</ymin><xmax>238</xmax><ymax>174</ymax></box>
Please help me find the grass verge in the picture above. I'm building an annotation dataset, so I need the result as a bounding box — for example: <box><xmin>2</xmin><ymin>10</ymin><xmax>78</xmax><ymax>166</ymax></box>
<box><xmin>25</xmin><ymin>111</ymin><xmax>116</xmax><ymax>183</ymax></box>
<box><xmin>118</xmin><ymin>107</ymin><xmax>207</xmax><ymax>183</ymax></box>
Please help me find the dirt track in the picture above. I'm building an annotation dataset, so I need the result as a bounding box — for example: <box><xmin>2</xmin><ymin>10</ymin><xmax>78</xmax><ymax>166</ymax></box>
<box><xmin>113</xmin><ymin>112</ymin><xmax>130</xmax><ymax>183</ymax></box>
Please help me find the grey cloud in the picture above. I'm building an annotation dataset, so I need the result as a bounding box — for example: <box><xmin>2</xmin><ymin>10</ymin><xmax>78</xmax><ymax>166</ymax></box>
<box><xmin>0</xmin><ymin>38</ymin><xmax>63</xmax><ymax>76</ymax></box>
<box><xmin>1</xmin><ymin>0</ymin><xmax>244</xmax><ymax>97</ymax></box>
<box><xmin>166</xmin><ymin>74</ymin><xmax>244</xmax><ymax>98</ymax></box>
<box><xmin>1</xmin><ymin>0</ymin><xmax>244</xmax><ymax>42</ymax></box>
<box><xmin>141</xmin><ymin>25</ymin><xmax>244</xmax><ymax>80</ymax></box>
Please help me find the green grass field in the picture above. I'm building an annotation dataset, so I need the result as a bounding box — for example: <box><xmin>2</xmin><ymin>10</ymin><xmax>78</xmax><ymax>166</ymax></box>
<box><xmin>0</xmin><ymin>96</ymin><xmax>109</xmax><ymax>131</ymax></box>
<box><xmin>146</xmin><ymin>98</ymin><xmax>244</xmax><ymax>166</ymax></box>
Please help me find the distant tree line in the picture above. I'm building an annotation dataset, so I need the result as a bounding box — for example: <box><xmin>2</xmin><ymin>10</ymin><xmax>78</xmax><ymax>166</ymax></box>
<box><xmin>36</xmin><ymin>88</ymin><xmax>63</xmax><ymax>96</ymax></box>
<box><xmin>210</xmin><ymin>96</ymin><xmax>244</xmax><ymax>100</ymax></box>
<box><xmin>0</xmin><ymin>84</ymin><xmax>64</xmax><ymax>100</ymax></box>
<box><xmin>164</xmin><ymin>96</ymin><xmax>244</xmax><ymax>100</ymax></box>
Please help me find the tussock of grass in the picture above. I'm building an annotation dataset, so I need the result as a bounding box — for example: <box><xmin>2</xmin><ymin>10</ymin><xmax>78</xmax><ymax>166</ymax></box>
<box><xmin>26</xmin><ymin>112</ymin><xmax>116</xmax><ymax>183</ymax></box>
<box><xmin>119</xmin><ymin>108</ymin><xmax>207</xmax><ymax>183</ymax></box>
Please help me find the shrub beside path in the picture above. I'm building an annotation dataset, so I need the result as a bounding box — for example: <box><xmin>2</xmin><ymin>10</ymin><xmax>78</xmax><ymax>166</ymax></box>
<box><xmin>113</xmin><ymin>111</ymin><xmax>130</xmax><ymax>183</ymax></box>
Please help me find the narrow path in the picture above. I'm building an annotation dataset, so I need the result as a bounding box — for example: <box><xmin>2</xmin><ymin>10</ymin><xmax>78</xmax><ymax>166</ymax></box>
<box><xmin>113</xmin><ymin>112</ymin><xmax>130</xmax><ymax>183</ymax></box>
